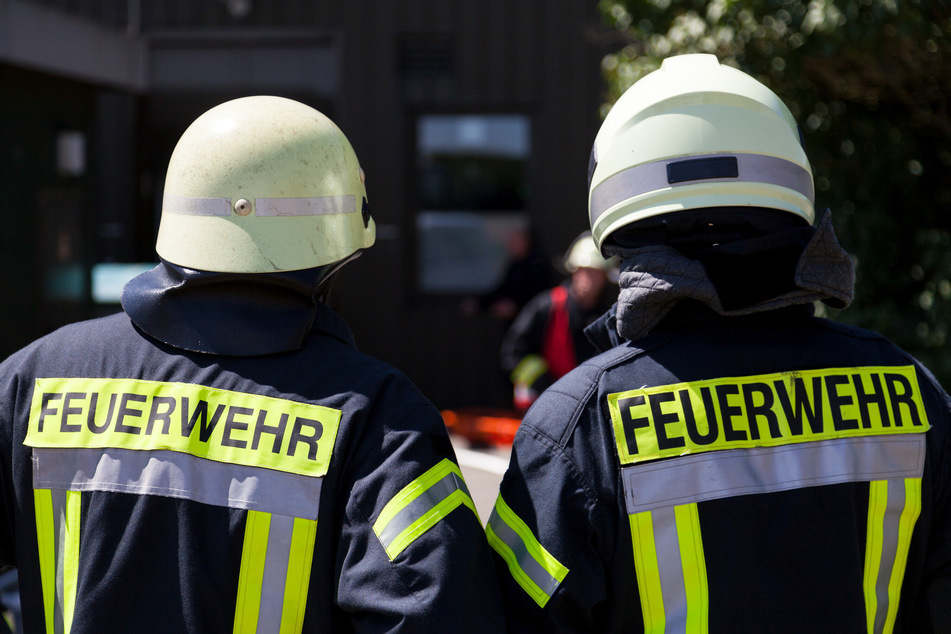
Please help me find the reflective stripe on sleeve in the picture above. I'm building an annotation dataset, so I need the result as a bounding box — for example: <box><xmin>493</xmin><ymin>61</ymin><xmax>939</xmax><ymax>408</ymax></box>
<box><xmin>865</xmin><ymin>478</ymin><xmax>922</xmax><ymax>634</ymax></box>
<box><xmin>34</xmin><ymin>488</ymin><xmax>81</xmax><ymax>634</ymax></box>
<box><xmin>234</xmin><ymin>511</ymin><xmax>318</xmax><ymax>634</ymax></box>
<box><xmin>372</xmin><ymin>458</ymin><xmax>479</xmax><ymax>560</ymax></box>
<box><xmin>511</xmin><ymin>354</ymin><xmax>548</xmax><ymax>386</ymax></box>
<box><xmin>486</xmin><ymin>494</ymin><xmax>568</xmax><ymax>608</ymax></box>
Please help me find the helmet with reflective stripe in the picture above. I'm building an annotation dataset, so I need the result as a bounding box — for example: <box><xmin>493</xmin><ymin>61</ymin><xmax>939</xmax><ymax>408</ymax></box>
<box><xmin>588</xmin><ymin>54</ymin><xmax>813</xmax><ymax>252</ymax></box>
<box><xmin>157</xmin><ymin>96</ymin><xmax>375</xmax><ymax>273</ymax></box>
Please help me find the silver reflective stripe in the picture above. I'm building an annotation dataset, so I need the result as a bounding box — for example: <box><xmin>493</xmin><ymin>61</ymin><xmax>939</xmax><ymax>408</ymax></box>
<box><xmin>163</xmin><ymin>193</ymin><xmax>232</xmax><ymax>216</ymax></box>
<box><xmin>377</xmin><ymin>470</ymin><xmax>470</xmax><ymax>550</ymax></box>
<box><xmin>258</xmin><ymin>514</ymin><xmax>295</xmax><ymax>634</ymax></box>
<box><xmin>621</xmin><ymin>435</ymin><xmax>926</xmax><ymax>514</ymax></box>
<box><xmin>651</xmin><ymin>506</ymin><xmax>688</xmax><ymax>634</ymax></box>
<box><xmin>874</xmin><ymin>479</ymin><xmax>905</xmax><ymax>633</ymax></box>
<box><xmin>51</xmin><ymin>489</ymin><xmax>67</xmax><ymax>634</ymax></box>
<box><xmin>256</xmin><ymin>195</ymin><xmax>356</xmax><ymax>216</ymax></box>
<box><xmin>162</xmin><ymin>194</ymin><xmax>357</xmax><ymax>217</ymax></box>
<box><xmin>487</xmin><ymin>507</ymin><xmax>563</xmax><ymax>602</ymax></box>
<box><xmin>589</xmin><ymin>153</ymin><xmax>814</xmax><ymax>225</ymax></box>
<box><xmin>33</xmin><ymin>447</ymin><xmax>322</xmax><ymax>520</ymax></box>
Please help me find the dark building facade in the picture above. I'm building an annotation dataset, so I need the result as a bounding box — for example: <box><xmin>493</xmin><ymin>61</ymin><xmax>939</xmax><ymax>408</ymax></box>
<box><xmin>0</xmin><ymin>0</ymin><xmax>608</xmax><ymax>410</ymax></box>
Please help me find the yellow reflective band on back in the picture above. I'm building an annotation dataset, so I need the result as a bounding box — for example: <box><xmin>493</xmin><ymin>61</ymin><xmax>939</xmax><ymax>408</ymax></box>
<box><xmin>486</xmin><ymin>494</ymin><xmax>569</xmax><ymax>608</ymax></box>
<box><xmin>234</xmin><ymin>511</ymin><xmax>318</xmax><ymax>634</ymax></box>
<box><xmin>26</xmin><ymin>377</ymin><xmax>341</xmax><ymax>478</ymax></box>
<box><xmin>34</xmin><ymin>489</ymin><xmax>56</xmax><ymax>634</ymax></box>
<box><xmin>609</xmin><ymin>366</ymin><xmax>929</xmax><ymax>465</ymax></box>
<box><xmin>234</xmin><ymin>510</ymin><xmax>271</xmax><ymax>634</ymax></box>
<box><xmin>373</xmin><ymin>459</ymin><xmax>479</xmax><ymax>560</ymax></box>
<box><xmin>630</xmin><ymin>512</ymin><xmax>665</xmax><ymax>632</ymax></box>
<box><xmin>891</xmin><ymin>479</ymin><xmax>922</xmax><ymax>631</ymax></box>
<box><xmin>33</xmin><ymin>489</ymin><xmax>82</xmax><ymax>634</ymax></box>
<box><xmin>630</xmin><ymin>504</ymin><xmax>709</xmax><ymax>633</ymax></box>
<box><xmin>62</xmin><ymin>491</ymin><xmax>81</xmax><ymax>634</ymax></box>
<box><xmin>280</xmin><ymin>517</ymin><xmax>318</xmax><ymax>634</ymax></box>
<box><xmin>864</xmin><ymin>478</ymin><xmax>922</xmax><ymax>634</ymax></box>
<box><xmin>675</xmin><ymin>504</ymin><xmax>709</xmax><ymax>633</ymax></box>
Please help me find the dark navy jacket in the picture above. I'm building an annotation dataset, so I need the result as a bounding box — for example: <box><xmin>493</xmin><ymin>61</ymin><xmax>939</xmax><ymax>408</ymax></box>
<box><xmin>0</xmin><ymin>301</ymin><xmax>503</xmax><ymax>632</ymax></box>
<box><xmin>489</xmin><ymin>305</ymin><xmax>951</xmax><ymax>632</ymax></box>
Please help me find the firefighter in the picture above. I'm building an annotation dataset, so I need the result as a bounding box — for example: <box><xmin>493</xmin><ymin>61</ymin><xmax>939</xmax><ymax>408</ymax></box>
<box><xmin>500</xmin><ymin>232</ymin><xmax>616</xmax><ymax>412</ymax></box>
<box><xmin>0</xmin><ymin>96</ymin><xmax>503</xmax><ymax>632</ymax></box>
<box><xmin>487</xmin><ymin>54</ymin><xmax>951</xmax><ymax>631</ymax></box>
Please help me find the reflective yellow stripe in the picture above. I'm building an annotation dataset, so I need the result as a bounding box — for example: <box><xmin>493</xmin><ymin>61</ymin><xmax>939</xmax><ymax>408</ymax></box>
<box><xmin>609</xmin><ymin>366</ymin><xmax>929</xmax><ymax>465</ymax></box>
<box><xmin>630</xmin><ymin>504</ymin><xmax>708</xmax><ymax>633</ymax></box>
<box><xmin>33</xmin><ymin>489</ymin><xmax>82</xmax><ymax>634</ymax></box>
<box><xmin>866</xmin><ymin>480</ymin><xmax>888</xmax><ymax>633</ymax></box>
<box><xmin>373</xmin><ymin>459</ymin><xmax>479</xmax><ymax>560</ymax></box>
<box><xmin>865</xmin><ymin>478</ymin><xmax>921</xmax><ymax>634</ymax></box>
<box><xmin>486</xmin><ymin>495</ymin><xmax>568</xmax><ymax>608</ymax></box>
<box><xmin>887</xmin><ymin>478</ymin><xmax>921</xmax><ymax>631</ymax></box>
<box><xmin>675</xmin><ymin>504</ymin><xmax>708</xmax><ymax>633</ymax></box>
<box><xmin>279</xmin><ymin>517</ymin><xmax>318</xmax><ymax>634</ymax></box>
<box><xmin>511</xmin><ymin>354</ymin><xmax>548</xmax><ymax>386</ymax></box>
<box><xmin>34</xmin><ymin>489</ymin><xmax>56</xmax><ymax>634</ymax></box>
<box><xmin>26</xmin><ymin>377</ymin><xmax>342</xmax><ymax>478</ymax></box>
<box><xmin>630</xmin><ymin>512</ymin><xmax>665</xmax><ymax>632</ymax></box>
<box><xmin>62</xmin><ymin>491</ymin><xmax>82</xmax><ymax>633</ymax></box>
<box><xmin>234</xmin><ymin>511</ymin><xmax>271</xmax><ymax>634</ymax></box>
<box><xmin>889</xmin><ymin>479</ymin><xmax>921</xmax><ymax>630</ymax></box>
<box><xmin>234</xmin><ymin>511</ymin><xmax>318</xmax><ymax>634</ymax></box>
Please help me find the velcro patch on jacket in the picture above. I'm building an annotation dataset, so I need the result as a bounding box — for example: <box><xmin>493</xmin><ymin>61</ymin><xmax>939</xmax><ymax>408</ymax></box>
<box><xmin>608</xmin><ymin>365</ymin><xmax>929</xmax><ymax>465</ymax></box>
<box><xmin>26</xmin><ymin>377</ymin><xmax>341</xmax><ymax>477</ymax></box>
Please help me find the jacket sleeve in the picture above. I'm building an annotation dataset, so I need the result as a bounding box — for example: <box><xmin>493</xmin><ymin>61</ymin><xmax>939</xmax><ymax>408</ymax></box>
<box><xmin>499</xmin><ymin>290</ymin><xmax>553</xmax><ymax>378</ymax></box>
<box><xmin>906</xmin><ymin>363</ymin><xmax>951</xmax><ymax>632</ymax></box>
<box><xmin>0</xmin><ymin>368</ymin><xmax>15</xmax><ymax>570</ymax></box>
<box><xmin>334</xmin><ymin>384</ymin><xmax>504</xmax><ymax>633</ymax></box>
<box><xmin>487</xmin><ymin>384</ymin><xmax>627</xmax><ymax>632</ymax></box>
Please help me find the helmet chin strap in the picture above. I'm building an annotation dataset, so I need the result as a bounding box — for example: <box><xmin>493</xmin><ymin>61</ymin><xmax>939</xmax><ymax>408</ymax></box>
<box><xmin>314</xmin><ymin>251</ymin><xmax>363</xmax><ymax>304</ymax></box>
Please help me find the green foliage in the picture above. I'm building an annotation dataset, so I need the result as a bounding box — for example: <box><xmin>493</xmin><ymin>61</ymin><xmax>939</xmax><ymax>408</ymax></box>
<box><xmin>599</xmin><ymin>0</ymin><xmax>951</xmax><ymax>385</ymax></box>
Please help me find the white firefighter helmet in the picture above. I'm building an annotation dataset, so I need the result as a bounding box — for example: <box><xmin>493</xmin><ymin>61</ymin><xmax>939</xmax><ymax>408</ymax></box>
<box><xmin>156</xmin><ymin>96</ymin><xmax>376</xmax><ymax>273</ymax></box>
<box><xmin>563</xmin><ymin>231</ymin><xmax>615</xmax><ymax>273</ymax></box>
<box><xmin>588</xmin><ymin>54</ymin><xmax>814</xmax><ymax>252</ymax></box>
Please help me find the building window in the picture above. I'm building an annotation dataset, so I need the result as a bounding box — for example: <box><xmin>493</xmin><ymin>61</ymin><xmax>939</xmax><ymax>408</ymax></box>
<box><xmin>416</xmin><ymin>114</ymin><xmax>531</xmax><ymax>294</ymax></box>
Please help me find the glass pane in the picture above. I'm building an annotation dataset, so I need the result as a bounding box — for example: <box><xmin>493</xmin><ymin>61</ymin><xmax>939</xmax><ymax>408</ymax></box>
<box><xmin>417</xmin><ymin>212</ymin><xmax>529</xmax><ymax>294</ymax></box>
<box><xmin>91</xmin><ymin>263</ymin><xmax>158</xmax><ymax>304</ymax></box>
<box><xmin>416</xmin><ymin>114</ymin><xmax>531</xmax><ymax>293</ymax></box>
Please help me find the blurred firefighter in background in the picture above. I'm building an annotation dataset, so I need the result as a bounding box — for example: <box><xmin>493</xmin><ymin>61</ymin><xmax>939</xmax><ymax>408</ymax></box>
<box><xmin>500</xmin><ymin>232</ymin><xmax>617</xmax><ymax>412</ymax></box>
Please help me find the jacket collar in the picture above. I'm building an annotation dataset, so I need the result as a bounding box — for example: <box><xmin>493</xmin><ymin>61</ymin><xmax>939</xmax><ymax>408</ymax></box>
<box><xmin>120</xmin><ymin>260</ymin><xmax>356</xmax><ymax>356</ymax></box>
<box><xmin>590</xmin><ymin>209</ymin><xmax>853</xmax><ymax>346</ymax></box>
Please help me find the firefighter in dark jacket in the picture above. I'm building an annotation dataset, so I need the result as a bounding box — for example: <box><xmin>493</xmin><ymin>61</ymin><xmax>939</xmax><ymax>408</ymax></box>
<box><xmin>487</xmin><ymin>54</ymin><xmax>951</xmax><ymax>632</ymax></box>
<box><xmin>0</xmin><ymin>96</ymin><xmax>504</xmax><ymax>633</ymax></box>
<box><xmin>500</xmin><ymin>232</ymin><xmax>616</xmax><ymax>412</ymax></box>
